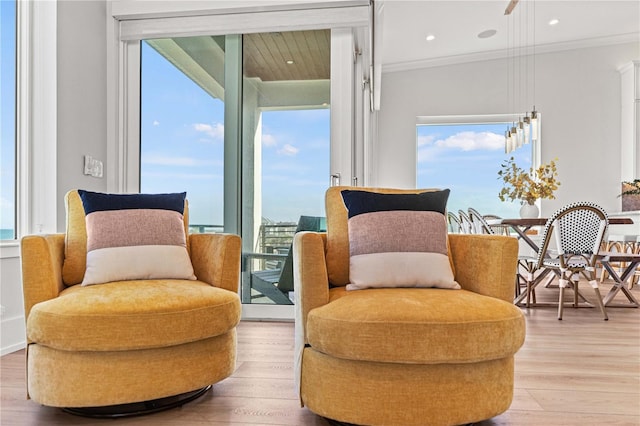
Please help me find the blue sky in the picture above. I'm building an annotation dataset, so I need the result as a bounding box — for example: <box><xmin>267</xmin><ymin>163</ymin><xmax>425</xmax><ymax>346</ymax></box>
<box><xmin>417</xmin><ymin>123</ymin><xmax>532</xmax><ymax>218</ymax></box>
<box><xmin>140</xmin><ymin>41</ymin><xmax>329</xmax><ymax>226</ymax></box>
<box><xmin>1</xmin><ymin>0</ymin><xmax>16</xmax><ymax>232</ymax></box>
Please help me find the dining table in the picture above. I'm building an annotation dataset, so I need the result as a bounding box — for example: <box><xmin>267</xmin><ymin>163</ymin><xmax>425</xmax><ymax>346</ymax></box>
<box><xmin>486</xmin><ymin>217</ymin><xmax>635</xmax><ymax>252</ymax></box>
<box><xmin>596</xmin><ymin>251</ymin><xmax>640</xmax><ymax>308</ymax></box>
<box><xmin>486</xmin><ymin>217</ymin><xmax>636</xmax><ymax>307</ymax></box>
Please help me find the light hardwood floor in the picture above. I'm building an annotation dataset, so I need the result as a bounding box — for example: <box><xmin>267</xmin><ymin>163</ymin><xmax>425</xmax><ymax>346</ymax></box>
<box><xmin>1</xmin><ymin>281</ymin><xmax>639</xmax><ymax>426</ymax></box>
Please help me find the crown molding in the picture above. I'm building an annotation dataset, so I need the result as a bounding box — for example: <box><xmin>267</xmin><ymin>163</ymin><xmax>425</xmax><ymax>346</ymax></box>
<box><xmin>383</xmin><ymin>33</ymin><xmax>640</xmax><ymax>74</ymax></box>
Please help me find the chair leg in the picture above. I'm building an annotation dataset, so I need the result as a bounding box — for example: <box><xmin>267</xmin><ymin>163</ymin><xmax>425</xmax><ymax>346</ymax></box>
<box><xmin>589</xmin><ymin>279</ymin><xmax>609</xmax><ymax>321</ymax></box>
<box><xmin>558</xmin><ymin>285</ymin><xmax>565</xmax><ymax>320</ymax></box>
<box><xmin>558</xmin><ymin>271</ymin><xmax>570</xmax><ymax>320</ymax></box>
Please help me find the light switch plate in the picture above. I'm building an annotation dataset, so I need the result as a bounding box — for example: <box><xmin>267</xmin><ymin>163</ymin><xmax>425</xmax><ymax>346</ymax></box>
<box><xmin>84</xmin><ymin>155</ymin><xmax>103</xmax><ymax>178</ymax></box>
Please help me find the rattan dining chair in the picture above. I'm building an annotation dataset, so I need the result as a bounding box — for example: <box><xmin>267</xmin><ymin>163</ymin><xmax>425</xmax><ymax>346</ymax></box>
<box><xmin>482</xmin><ymin>213</ymin><xmax>512</xmax><ymax>236</ymax></box>
<box><xmin>468</xmin><ymin>207</ymin><xmax>495</xmax><ymax>234</ymax></box>
<box><xmin>447</xmin><ymin>211</ymin><xmax>461</xmax><ymax>233</ymax></box>
<box><xmin>458</xmin><ymin>209</ymin><xmax>473</xmax><ymax>234</ymax></box>
<box><xmin>472</xmin><ymin>210</ymin><xmax>538</xmax><ymax>299</ymax></box>
<box><xmin>532</xmin><ymin>202</ymin><xmax>609</xmax><ymax>320</ymax></box>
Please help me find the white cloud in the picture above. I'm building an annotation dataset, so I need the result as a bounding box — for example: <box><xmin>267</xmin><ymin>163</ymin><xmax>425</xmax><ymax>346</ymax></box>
<box><xmin>193</xmin><ymin>122</ymin><xmax>224</xmax><ymax>141</ymax></box>
<box><xmin>262</xmin><ymin>133</ymin><xmax>277</xmax><ymax>147</ymax></box>
<box><xmin>417</xmin><ymin>131</ymin><xmax>503</xmax><ymax>163</ymax></box>
<box><xmin>417</xmin><ymin>134</ymin><xmax>435</xmax><ymax>147</ymax></box>
<box><xmin>435</xmin><ymin>131</ymin><xmax>503</xmax><ymax>151</ymax></box>
<box><xmin>277</xmin><ymin>144</ymin><xmax>299</xmax><ymax>156</ymax></box>
<box><xmin>152</xmin><ymin>120</ymin><xmax>160</xmax><ymax>126</ymax></box>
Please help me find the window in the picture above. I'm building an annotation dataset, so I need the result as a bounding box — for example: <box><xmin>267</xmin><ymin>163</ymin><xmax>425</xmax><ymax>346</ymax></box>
<box><xmin>417</xmin><ymin>115</ymin><xmax>536</xmax><ymax>218</ymax></box>
<box><xmin>1</xmin><ymin>0</ymin><xmax>16</xmax><ymax>240</ymax></box>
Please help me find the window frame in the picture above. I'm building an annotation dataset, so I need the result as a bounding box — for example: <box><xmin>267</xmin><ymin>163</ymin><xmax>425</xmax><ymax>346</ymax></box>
<box><xmin>1</xmin><ymin>0</ymin><xmax>17</xmax><ymax>243</ymax></box>
<box><xmin>415</xmin><ymin>113</ymin><xmax>542</xmax><ymax>214</ymax></box>
<box><xmin>1</xmin><ymin>0</ymin><xmax>57</xmax><ymax>256</ymax></box>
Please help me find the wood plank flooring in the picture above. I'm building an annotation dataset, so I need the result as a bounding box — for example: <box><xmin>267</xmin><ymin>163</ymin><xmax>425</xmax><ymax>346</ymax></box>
<box><xmin>1</xmin><ymin>281</ymin><xmax>638</xmax><ymax>425</ymax></box>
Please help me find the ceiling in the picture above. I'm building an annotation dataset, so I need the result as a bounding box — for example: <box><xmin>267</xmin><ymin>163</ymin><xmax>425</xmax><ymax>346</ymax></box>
<box><xmin>150</xmin><ymin>1</ymin><xmax>638</xmax><ymax>87</ymax></box>
<box><xmin>243</xmin><ymin>30</ymin><xmax>330</xmax><ymax>81</ymax></box>
<box><xmin>380</xmin><ymin>0</ymin><xmax>640</xmax><ymax>69</ymax></box>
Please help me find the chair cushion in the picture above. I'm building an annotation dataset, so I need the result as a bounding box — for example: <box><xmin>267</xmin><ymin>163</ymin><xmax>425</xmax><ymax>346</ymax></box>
<box><xmin>340</xmin><ymin>189</ymin><xmax>459</xmax><ymax>290</ymax></box>
<box><xmin>324</xmin><ymin>187</ymin><xmax>446</xmax><ymax>287</ymax></box>
<box><xmin>306</xmin><ymin>287</ymin><xmax>525</xmax><ymax>364</ymax></box>
<box><xmin>77</xmin><ymin>190</ymin><xmax>196</xmax><ymax>286</ymax></box>
<box><xmin>27</xmin><ymin>280</ymin><xmax>241</xmax><ymax>351</ymax></box>
<box><xmin>61</xmin><ymin>190</ymin><xmax>192</xmax><ymax>286</ymax></box>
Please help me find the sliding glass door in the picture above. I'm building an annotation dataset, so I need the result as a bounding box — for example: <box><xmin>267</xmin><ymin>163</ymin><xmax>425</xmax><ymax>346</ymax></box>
<box><xmin>241</xmin><ymin>31</ymin><xmax>330</xmax><ymax>306</ymax></box>
<box><xmin>139</xmin><ymin>31</ymin><xmax>331</xmax><ymax>314</ymax></box>
<box><xmin>118</xmin><ymin>3</ymin><xmax>371</xmax><ymax>318</ymax></box>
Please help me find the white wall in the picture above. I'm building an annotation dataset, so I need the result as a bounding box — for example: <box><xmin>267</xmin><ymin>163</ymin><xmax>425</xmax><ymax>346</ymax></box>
<box><xmin>0</xmin><ymin>245</ymin><xmax>25</xmax><ymax>355</ymax></box>
<box><xmin>376</xmin><ymin>42</ymin><xmax>640</xmax><ymax>217</ymax></box>
<box><xmin>57</xmin><ymin>0</ymin><xmax>109</xmax><ymax>230</ymax></box>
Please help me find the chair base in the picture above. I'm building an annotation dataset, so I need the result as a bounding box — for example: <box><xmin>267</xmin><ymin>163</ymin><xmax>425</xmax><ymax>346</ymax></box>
<box><xmin>302</xmin><ymin>348</ymin><xmax>514</xmax><ymax>426</ymax></box>
<box><xmin>62</xmin><ymin>385</ymin><xmax>211</xmax><ymax>418</ymax></box>
<box><xmin>324</xmin><ymin>418</ymin><xmax>358</xmax><ymax>426</ymax></box>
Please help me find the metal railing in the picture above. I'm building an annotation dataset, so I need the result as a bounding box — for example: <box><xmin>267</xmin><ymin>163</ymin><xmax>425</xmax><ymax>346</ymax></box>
<box><xmin>188</xmin><ymin>224</ymin><xmax>224</xmax><ymax>234</ymax></box>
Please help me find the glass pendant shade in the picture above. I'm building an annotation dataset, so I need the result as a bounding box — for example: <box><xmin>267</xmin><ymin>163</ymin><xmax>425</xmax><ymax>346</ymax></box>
<box><xmin>516</xmin><ymin>122</ymin><xmax>524</xmax><ymax>148</ymax></box>
<box><xmin>530</xmin><ymin>110</ymin><xmax>539</xmax><ymax>141</ymax></box>
<box><xmin>523</xmin><ymin>117</ymin><xmax>531</xmax><ymax>144</ymax></box>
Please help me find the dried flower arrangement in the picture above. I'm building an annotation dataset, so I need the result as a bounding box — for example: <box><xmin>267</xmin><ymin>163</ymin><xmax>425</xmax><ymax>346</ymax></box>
<box><xmin>498</xmin><ymin>157</ymin><xmax>560</xmax><ymax>205</ymax></box>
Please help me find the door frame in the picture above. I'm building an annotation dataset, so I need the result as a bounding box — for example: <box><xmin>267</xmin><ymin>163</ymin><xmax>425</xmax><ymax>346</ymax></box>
<box><xmin>107</xmin><ymin>2</ymin><xmax>372</xmax><ymax>320</ymax></box>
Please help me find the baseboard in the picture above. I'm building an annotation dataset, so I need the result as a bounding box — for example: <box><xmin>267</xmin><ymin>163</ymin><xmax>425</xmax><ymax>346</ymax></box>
<box><xmin>1</xmin><ymin>315</ymin><xmax>26</xmax><ymax>356</ymax></box>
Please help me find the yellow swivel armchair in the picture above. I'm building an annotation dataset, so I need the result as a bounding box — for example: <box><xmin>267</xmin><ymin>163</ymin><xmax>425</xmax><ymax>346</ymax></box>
<box><xmin>21</xmin><ymin>190</ymin><xmax>242</xmax><ymax>416</ymax></box>
<box><xmin>294</xmin><ymin>187</ymin><xmax>526</xmax><ymax>426</ymax></box>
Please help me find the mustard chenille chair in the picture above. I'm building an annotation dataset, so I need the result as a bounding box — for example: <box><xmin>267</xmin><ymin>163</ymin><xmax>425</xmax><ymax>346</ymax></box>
<box><xmin>20</xmin><ymin>190</ymin><xmax>242</xmax><ymax>416</ymax></box>
<box><xmin>294</xmin><ymin>187</ymin><xmax>526</xmax><ymax>426</ymax></box>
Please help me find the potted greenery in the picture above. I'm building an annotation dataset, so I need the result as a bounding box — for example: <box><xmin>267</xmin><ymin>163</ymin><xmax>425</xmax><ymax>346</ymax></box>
<box><xmin>498</xmin><ymin>157</ymin><xmax>561</xmax><ymax>218</ymax></box>
<box><xmin>621</xmin><ymin>179</ymin><xmax>640</xmax><ymax>211</ymax></box>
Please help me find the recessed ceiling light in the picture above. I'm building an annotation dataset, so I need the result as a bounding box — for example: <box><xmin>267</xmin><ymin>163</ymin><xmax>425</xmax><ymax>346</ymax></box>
<box><xmin>549</xmin><ymin>18</ymin><xmax>559</xmax><ymax>26</ymax></box>
<box><xmin>426</xmin><ymin>34</ymin><xmax>436</xmax><ymax>42</ymax></box>
<box><xmin>285</xmin><ymin>59</ymin><xmax>295</xmax><ymax>65</ymax></box>
<box><xmin>477</xmin><ymin>29</ymin><xmax>497</xmax><ymax>39</ymax></box>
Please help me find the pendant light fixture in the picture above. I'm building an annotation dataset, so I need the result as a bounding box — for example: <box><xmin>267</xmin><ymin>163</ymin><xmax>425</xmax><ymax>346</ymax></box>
<box><xmin>504</xmin><ymin>0</ymin><xmax>540</xmax><ymax>153</ymax></box>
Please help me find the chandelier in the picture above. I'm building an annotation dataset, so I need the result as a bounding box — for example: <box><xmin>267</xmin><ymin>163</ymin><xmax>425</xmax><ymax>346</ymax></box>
<box><xmin>504</xmin><ymin>0</ymin><xmax>540</xmax><ymax>154</ymax></box>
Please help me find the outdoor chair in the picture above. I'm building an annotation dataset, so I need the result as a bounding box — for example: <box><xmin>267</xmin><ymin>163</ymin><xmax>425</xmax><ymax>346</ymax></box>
<box><xmin>243</xmin><ymin>216</ymin><xmax>325</xmax><ymax>304</ymax></box>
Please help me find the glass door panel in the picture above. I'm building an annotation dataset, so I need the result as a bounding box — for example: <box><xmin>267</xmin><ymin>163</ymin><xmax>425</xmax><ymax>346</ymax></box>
<box><xmin>140</xmin><ymin>37</ymin><xmax>225</xmax><ymax>233</ymax></box>
<box><xmin>241</xmin><ymin>30</ymin><xmax>330</xmax><ymax>305</ymax></box>
<box><xmin>139</xmin><ymin>30</ymin><xmax>333</xmax><ymax>311</ymax></box>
